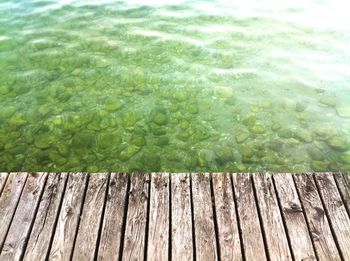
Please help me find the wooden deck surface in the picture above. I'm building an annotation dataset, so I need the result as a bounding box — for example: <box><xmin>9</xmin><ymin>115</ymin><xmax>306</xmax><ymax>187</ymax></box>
<box><xmin>0</xmin><ymin>172</ymin><xmax>349</xmax><ymax>261</ymax></box>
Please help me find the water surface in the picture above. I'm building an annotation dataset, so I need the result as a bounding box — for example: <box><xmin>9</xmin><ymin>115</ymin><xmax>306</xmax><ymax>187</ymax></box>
<box><xmin>1</xmin><ymin>0</ymin><xmax>350</xmax><ymax>172</ymax></box>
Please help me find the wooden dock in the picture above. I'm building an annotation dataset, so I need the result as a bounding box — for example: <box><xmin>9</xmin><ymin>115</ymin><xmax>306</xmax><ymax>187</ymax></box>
<box><xmin>0</xmin><ymin>172</ymin><xmax>349</xmax><ymax>261</ymax></box>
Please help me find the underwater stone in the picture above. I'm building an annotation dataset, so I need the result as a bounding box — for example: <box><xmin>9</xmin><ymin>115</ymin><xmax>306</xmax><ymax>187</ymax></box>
<box><xmin>319</xmin><ymin>97</ymin><xmax>336</xmax><ymax>107</ymax></box>
<box><xmin>131</xmin><ymin>136</ymin><xmax>146</xmax><ymax>147</ymax></box>
<box><xmin>49</xmin><ymin>151</ymin><xmax>67</xmax><ymax>165</ymax></box>
<box><xmin>0</xmin><ymin>85</ymin><xmax>10</xmax><ymax>95</ymax></box>
<box><xmin>336</xmin><ymin>106</ymin><xmax>350</xmax><ymax>118</ymax></box>
<box><xmin>215</xmin><ymin>86</ymin><xmax>234</xmax><ymax>98</ymax></box>
<box><xmin>105</xmin><ymin>99</ymin><xmax>123</xmax><ymax>112</ymax></box>
<box><xmin>235</xmin><ymin>131</ymin><xmax>249</xmax><ymax>144</ymax></box>
<box><xmin>340</xmin><ymin>151</ymin><xmax>350</xmax><ymax>164</ymax></box>
<box><xmin>278</xmin><ymin>129</ymin><xmax>293</xmax><ymax>139</ymax></box>
<box><xmin>249</xmin><ymin>124</ymin><xmax>266</xmax><ymax>134</ymax></box>
<box><xmin>95</xmin><ymin>58</ymin><xmax>111</xmax><ymax>68</ymax></box>
<box><xmin>34</xmin><ymin>135</ymin><xmax>56</xmax><ymax>149</ymax></box>
<box><xmin>327</xmin><ymin>136</ymin><xmax>349</xmax><ymax>151</ymax></box>
<box><xmin>295</xmin><ymin>102</ymin><xmax>307</xmax><ymax>112</ymax></box>
<box><xmin>0</xmin><ymin>106</ymin><xmax>16</xmax><ymax>119</ymax></box>
<box><xmin>271</xmin><ymin>122</ymin><xmax>282</xmax><ymax>131</ymax></box>
<box><xmin>120</xmin><ymin>145</ymin><xmax>141</xmax><ymax>161</ymax></box>
<box><xmin>152</xmin><ymin>112</ymin><xmax>168</xmax><ymax>125</ymax></box>
<box><xmin>73</xmin><ymin>131</ymin><xmax>96</xmax><ymax>148</ymax></box>
<box><xmin>9</xmin><ymin>114</ymin><xmax>27</xmax><ymax>127</ymax></box>
<box><xmin>98</xmin><ymin>133</ymin><xmax>121</xmax><ymax>149</ymax></box>
<box><xmin>122</xmin><ymin>112</ymin><xmax>139</xmax><ymax>128</ymax></box>
<box><xmin>307</xmin><ymin>147</ymin><xmax>325</xmax><ymax>161</ymax></box>
<box><xmin>197</xmin><ymin>149</ymin><xmax>216</xmax><ymax>167</ymax></box>
<box><xmin>311</xmin><ymin>160</ymin><xmax>329</xmax><ymax>171</ymax></box>
<box><xmin>294</xmin><ymin>129</ymin><xmax>313</xmax><ymax>143</ymax></box>
<box><xmin>215</xmin><ymin>146</ymin><xmax>234</xmax><ymax>164</ymax></box>
<box><xmin>156</xmin><ymin>136</ymin><xmax>169</xmax><ymax>146</ymax></box>
<box><xmin>242</xmin><ymin>114</ymin><xmax>256</xmax><ymax>126</ymax></box>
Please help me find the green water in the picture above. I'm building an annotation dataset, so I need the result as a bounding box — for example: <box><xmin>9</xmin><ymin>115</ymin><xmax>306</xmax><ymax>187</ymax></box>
<box><xmin>1</xmin><ymin>0</ymin><xmax>350</xmax><ymax>172</ymax></box>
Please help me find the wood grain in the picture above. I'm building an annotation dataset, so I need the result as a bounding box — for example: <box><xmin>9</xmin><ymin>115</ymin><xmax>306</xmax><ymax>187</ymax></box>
<box><xmin>98</xmin><ymin>173</ymin><xmax>129</xmax><ymax>261</ymax></box>
<box><xmin>212</xmin><ymin>172</ymin><xmax>242</xmax><ymax>260</ymax></box>
<box><xmin>0</xmin><ymin>173</ymin><xmax>9</xmax><ymax>197</ymax></box>
<box><xmin>49</xmin><ymin>173</ymin><xmax>88</xmax><ymax>261</ymax></box>
<box><xmin>315</xmin><ymin>173</ymin><xmax>350</xmax><ymax>260</ymax></box>
<box><xmin>147</xmin><ymin>172</ymin><xmax>170</xmax><ymax>261</ymax></box>
<box><xmin>23</xmin><ymin>173</ymin><xmax>68</xmax><ymax>261</ymax></box>
<box><xmin>122</xmin><ymin>173</ymin><xmax>150</xmax><ymax>260</ymax></box>
<box><xmin>273</xmin><ymin>173</ymin><xmax>316</xmax><ymax>260</ymax></box>
<box><xmin>232</xmin><ymin>173</ymin><xmax>267</xmax><ymax>261</ymax></box>
<box><xmin>191</xmin><ymin>173</ymin><xmax>218</xmax><ymax>261</ymax></box>
<box><xmin>171</xmin><ymin>173</ymin><xmax>194</xmax><ymax>261</ymax></box>
<box><xmin>0</xmin><ymin>173</ymin><xmax>28</xmax><ymax>249</ymax></box>
<box><xmin>252</xmin><ymin>172</ymin><xmax>292</xmax><ymax>261</ymax></box>
<box><xmin>294</xmin><ymin>173</ymin><xmax>340</xmax><ymax>261</ymax></box>
<box><xmin>334</xmin><ymin>173</ymin><xmax>350</xmax><ymax>216</ymax></box>
<box><xmin>0</xmin><ymin>172</ymin><xmax>47</xmax><ymax>261</ymax></box>
<box><xmin>72</xmin><ymin>173</ymin><xmax>108</xmax><ymax>261</ymax></box>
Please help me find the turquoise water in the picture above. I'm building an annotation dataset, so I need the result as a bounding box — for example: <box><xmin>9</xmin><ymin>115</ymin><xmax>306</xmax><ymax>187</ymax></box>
<box><xmin>0</xmin><ymin>0</ymin><xmax>350</xmax><ymax>172</ymax></box>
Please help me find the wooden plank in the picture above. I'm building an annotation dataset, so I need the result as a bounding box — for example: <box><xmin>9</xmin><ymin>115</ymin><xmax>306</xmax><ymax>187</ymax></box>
<box><xmin>23</xmin><ymin>173</ymin><xmax>68</xmax><ymax>261</ymax></box>
<box><xmin>98</xmin><ymin>173</ymin><xmax>129</xmax><ymax>261</ymax></box>
<box><xmin>294</xmin><ymin>173</ymin><xmax>341</xmax><ymax>261</ymax></box>
<box><xmin>0</xmin><ymin>172</ymin><xmax>48</xmax><ymax>261</ymax></box>
<box><xmin>72</xmin><ymin>173</ymin><xmax>108</xmax><ymax>261</ymax></box>
<box><xmin>0</xmin><ymin>172</ymin><xmax>9</xmax><ymax>197</ymax></box>
<box><xmin>212</xmin><ymin>172</ymin><xmax>242</xmax><ymax>260</ymax></box>
<box><xmin>147</xmin><ymin>172</ymin><xmax>170</xmax><ymax>261</ymax></box>
<box><xmin>252</xmin><ymin>172</ymin><xmax>292</xmax><ymax>261</ymax></box>
<box><xmin>171</xmin><ymin>173</ymin><xmax>194</xmax><ymax>261</ymax></box>
<box><xmin>232</xmin><ymin>173</ymin><xmax>267</xmax><ymax>261</ymax></box>
<box><xmin>191</xmin><ymin>173</ymin><xmax>218</xmax><ymax>261</ymax></box>
<box><xmin>0</xmin><ymin>173</ymin><xmax>28</xmax><ymax>249</ymax></box>
<box><xmin>334</xmin><ymin>173</ymin><xmax>350</xmax><ymax>216</ymax></box>
<box><xmin>273</xmin><ymin>173</ymin><xmax>316</xmax><ymax>260</ymax></box>
<box><xmin>122</xmin><ymin>173</ymin><xmax>150</xmax><ymax>260</ymax></box>
<box><xmin>315</xmin><ymin>173</ymin><xmax>350</xmax><ymax>260</ymax></box>
<box><xmin>49</xmin><ymin>173</ymin><xmax>88</xmax><ymax>261</ymax></box>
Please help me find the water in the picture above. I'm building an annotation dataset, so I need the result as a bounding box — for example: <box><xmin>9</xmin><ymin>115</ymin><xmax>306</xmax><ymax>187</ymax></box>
<box><xmin>1</xmin><ymin>0</ymin><xmax>350</xmax><ymax>172</ymax></box>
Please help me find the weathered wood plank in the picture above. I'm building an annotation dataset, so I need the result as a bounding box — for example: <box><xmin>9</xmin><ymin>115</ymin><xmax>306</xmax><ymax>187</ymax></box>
<box><xmin>147</xmin><ymin>172</ymin><xmax>170</xmax><ymax>261</ymax></box>
<box><xmin>122</xmin><ymin>173</ymin><xmax>150</xmax><ymax>260</ymax></box>
<box><xmin>273</xmin><ymin>173</ymin><xmax>316</xmax><ymax>260</ymax></box>
<box><xmin>212</xmin><ymin>172</ymin><xmax>242</xmax><ymax>260</ymax></box>
<box><xmin>191</xmin><ymin>173</ymin><xmax>218</xmax><ymax>261</ymax></box>
<box><xmin>294</xmin><ymin>173</ymin><xmax>341</xmax><ymax>261</ymax></box>
<box><xmin>315</xmin><ymin>173</ymin><xmax>350</xmax><ymax>260</ymax></box>
<box><xmin>334</xmin><ymin>173</ymin><xmax>350</xmax><ymax>216</ymax></box>
<box><xmin>232</xmin><ymin>173</ymin><xmax>267</xmax><ymax>261</ymax></box>
<box><xmin>49</xmin><ymin>173</ymin><xmax>88</xmax><ymax>261</ymax></box>
<box><xmin>0</xmin><ymin>173</ymin><xmax>28</xmax><ymax>249</ymax></box>
<box><xmin>171</xmin><ymin>173</ymin><xmax>194</xmax><ymax>261</ymax></box>
<box><xmin>98</xmin><ymin>173</ymin><xmax>129</xmax><ymax>261</ymax></box>
<box><xmin>23</xmin><ymin>173</ymin><xmax>68</xmax><ymax>261</ymax></box>
<box><xmin>252</xmin><ymin>172</ymin><xmax>292</xmax><ymax>261</ymax></box>
<box><xmin>0</xmin><ymin>172</ymin><xmax>48</xmax><ymax>261</ymax></box>
<box><xmin>0</xmin><ymin>172</ymin><xmax>9</xmax><ymax>197</ymax></box>
<box><xmin>72</xmin><ymin>173</ymin><xmax>108</xmax><ymax>261</ymax></box>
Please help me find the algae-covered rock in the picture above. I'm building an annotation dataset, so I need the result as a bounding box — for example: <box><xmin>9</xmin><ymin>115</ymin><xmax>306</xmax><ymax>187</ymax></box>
<box><xmin>122</xmin><ymin>112</ymin><xmax>139</xmax><ymax>128</ymax></box>
<box><xmin>152</xmin><ymin>112</ymin><xmax>168</xmax><ymax>125</ymax></box>
<box><xmin>35</xmin><ymin>134</ymin><xmax>57</xmax><ymax>149</ymax></box>
<box><xmin>73</xmin><ymin>131</ymin><xmax>96</xmax><ymax>148</ymax></box>
<box><xmin>242</xmin><ymin>114</ymin><xmax>256</xmax><ymax>126</ymax></box>
<box><xmin>327</xmin><ymin>136</ymin><xmax>349</xmax><ymax>151</ymax></box>
<box><xmin>0</xmin><ymin>85</ymin><xmax>11</xmax><ymax>95</ymax></box>
<box><xmin>215</xmin><ymin>86</ymin><xmax>234</xmax><ymax>98</ymax></box>
<box><xmin>97</xmin><ymin>133</ymin><xmax>121</xmax><ymax>149</ymax></box>
<box><xmin>235</xmin><ymin>131</ymin><xmax>249</xmax><ymax>144</ymax></box>
<box><xmin>294</xmin><ymin>129</ymin><xmax>313</xmax><ymax>143</ymax></box>
<box><xmin>336</xmin><ymin>106</ymin><xmax>350</xmax><ymax>118</ymax></box>
<box><xmin>49</xmin><ymin>151</ymin><xmax>67</xmax><ymax>165</ymax></box>
<box><xmin>278</xmin><ymin>129</ymin><xmax>293</xmax><ymax>139</ymax></box>
<box><xmin>120</xmin><ymin>145</ymin><xmax>141</xmax><ymax>161</ymax></box>
<box><xmin>9</xmin><ymin>114</ymin><xmax>27</xmax><ymax>127</ymax></box>
<box><xmin>249</xmin><ymin>124</ymin><xmax>266</xmax><ymax>134</ymax></box>
<box><xmin>340</xmin><ymin>151</ymin><xmax>350</xmax><ymax>164</ymax></box>
<box><xmin>319</xmin><ymin>97</ymin><xmax>336</xmax><ymax>107</ymax></box>
<box><xmin>197</xmin><ymin>149</ymin><xmax>216</xmax><ymax>167</ymax></box>
<box><xmin>295</xmin><ymin>102</ymin><xmax>307</xmax><ymax>112</ymax></box>
<box><xmin>271</xmin><ymin>122</ymin><xmax>282</xmax><ymax>131</ymax></box>
<box><xmin>307</xmin><ymin>147</ymin><xmax>325</xmax><ymax>161</ymax></box>
<box><xmin>311</xmin><ymin>160</ymin><xmax>329</xmax><ymax>171</ymax></box>
<box><xmin>104</xmin><ymin>99</ymin><xmax>123</xmax><ymax>112</ymax></box>
<box><xmin>215</xmin><ymin>146</ymin><xmax>234</xmax><ymax>164</ymax></box>
<box><xmin>156</xmin><ymin>136</ymin><xmax>169</xmax><ymax>146</ymax></box>
<box><xmin>131</xmin><ymin>135</ymin><xmax>146</xmax><ymax>147</ymax></box>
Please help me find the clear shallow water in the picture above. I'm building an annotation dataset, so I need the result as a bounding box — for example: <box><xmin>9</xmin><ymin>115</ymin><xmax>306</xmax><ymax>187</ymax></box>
<box><xmin>1</xmin><ymin>0</ymin><xmax>350</xmax><ymax>172</ymax></box>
